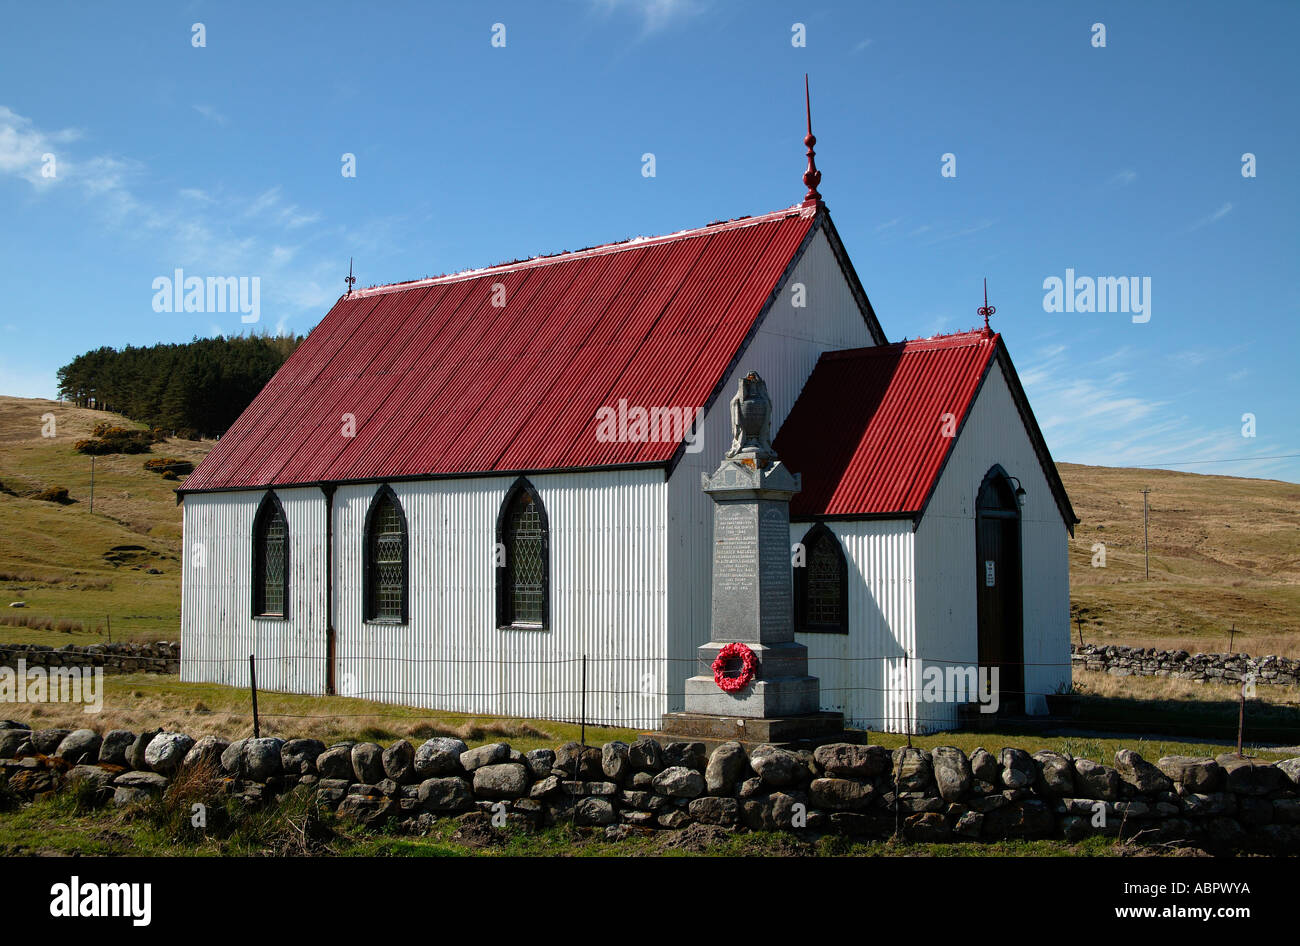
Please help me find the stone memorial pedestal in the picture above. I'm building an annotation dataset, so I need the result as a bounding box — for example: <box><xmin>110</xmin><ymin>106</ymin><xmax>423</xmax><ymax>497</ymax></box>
<box><xmin>647</xmin><ymin>372</ymin><xmax>855</xmax><ymax>751</ymax></box>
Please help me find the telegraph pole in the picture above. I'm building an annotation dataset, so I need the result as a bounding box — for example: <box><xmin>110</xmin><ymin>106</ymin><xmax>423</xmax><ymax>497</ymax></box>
<box><xmin>1141</xmin><ymin>488</ymin><xmax>1150</xmax><ymax>578</ymax></box>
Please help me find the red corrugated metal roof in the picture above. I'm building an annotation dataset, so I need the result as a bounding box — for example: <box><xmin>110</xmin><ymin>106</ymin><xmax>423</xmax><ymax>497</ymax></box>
<box><xmin>775</xmin><ymin>330</ymin><xmax>998</xmax><ymax>518</ymax></box>
<box><xmin>183</xmin><ymin>204</ymin><xmax>818</xmax><ymax>492</ymax></box>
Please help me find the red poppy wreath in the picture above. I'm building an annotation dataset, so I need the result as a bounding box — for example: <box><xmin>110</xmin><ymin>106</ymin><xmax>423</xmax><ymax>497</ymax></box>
<box><xmin>712</xmin><ymin>642</ymin><xmax>757</xmax><ymax>693</ymax></box>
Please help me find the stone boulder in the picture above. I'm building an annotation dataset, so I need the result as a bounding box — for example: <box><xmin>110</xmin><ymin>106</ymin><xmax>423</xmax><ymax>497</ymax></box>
<box><xmin>281</xmin><ymin>738</ymin><xmax>326</xmax><ymax>776</ymax></box>
<box><xmin>472</xmin><ymin>762</ymin><xmax>530</xmax><ymax>799</ymax></box>
<box><xmin>317</xmin><ymin>744</ymin><xmax>357</xmax><ymax>781</ymax></box>
<box><xmin>183</xmin><ymin>735</ymin><xmax>229</xmax><ymax>771</ymax></box>
<box><xmin>98</xmin><ymin>730</ymin><xmax>135</xmax><ymax>767</ymax></box>
<box><xmin>0</xmin><ymin>728</ymin><xmax>32</xmax><ymax>758</ymax></box>
<box><xmin>221</xmin><ymin>738</ymin><xmax>249</xmax><ymax>776</ymax></box>
<box><xmin>893</xmin><ymin>748</ymin><xmax>934</xmax><ymax>792</ymax></box>
<box><xmin>1156</xmin><ymin>756</ymin><xmax>1222</xmax><ymax>793</ymax></box>
<box><xmin>128</xmin><ymin>728</ymin><xmax>161</xmax><ymax>771</ymax></box>
<box><xmin>652</xmin><ymin>766</ymin><xmax>706</xmax><ymax>798</ymax></box>
<box><xmin>418</xmin><ymin>776</ymin><xmax>473</xmax><ymax>812</ymax></box>
<box><xmin>54</xmin><ymin>729</ymin><xmax>102</xmax><ymax>765</ymax></box>
<box><xmin>571</xmin><ymin>797</ymin><xmax>614</xmax><ymax>826</ymax></box>
<box><xmin>628</xmin><ymin>737</ymin><xmax>664</xmax><ymax>773</ymax></box>
<box><xmin>601</xmin><ymin>741</ymin><xmax>630</xmax><ymax>782</ymax></box>
<box><xmin>1217</xmin><ymin>755</ymin><xmax>1285</xmax><ymax>796</ymax></box>
<box><xmin>524</xmin><ymin>748</ymin><xmax>555</xmax><ymax>780</ymax></box>
<box><xmin>969</xmin><ymin>747</ymin><xmax>999</xmax><ymax>784</ymax></box>
<box><xmin>243</xmin><ymin>738</ymin><xmax>285</xmax><ymax>782</ymax></box>
<box><xmin>351</xmin><ymin>743</ymin><xmax>385</xmax><ymax>784</ymax></box>
<box><xmin>1276</xmin><ymin>758</ymin><xmax>1300</xmax><ymax>791</ymax></box>
<box><xmin>144</xmin><ymin>732</ymin><xmax>194</xmax><ymax>776</ymax></box>
<box><xmin>1073</xmin><ymin>759</ymin><xmax>1121</xmax><ymax>801</ymax></box>
<box><xmin>1032</xmin><ymin>750</ymin><xmax>1075</xmax><ymax>796</ymax></box>
<box><xmin>751</xmin><ymin>747</ymin><xmax>805</xmax><ymax>788</ymax></box>
<box><xmin>813</xmin><ymin>743</ymin><xmax>890</xmax><ymax>779</ymax></box>
<box><xmin>30</xmin><ymin>729</ymin><xmax>71</xmax><ymax>755</ymax></box>
<box><xmin>662</xmin><ymin>742</ymin><xmax>707</xmax><ymax>771</ymax></box>
<box><xmin>932</xmin><ymin>746</ymin><xmax>973</xmax><ymax>802</ymax></box>
<box><xmin>809</xmin><ymin>777</ymin><xmax>873</xmax><ymax>811</ymax></box>
<box><xmin>413</xmin><ymin>738</ymin><xmax>467</xmax><ymax>778</ymax></box>
<box><xmin>382</xmin><ymin>739</ymin><xmax>415</xmax><ymax>782</ymax></box>
<box><xmin>1114</xmin><ymin>749</ymin><xmax>1173</xmax><ymax>794</ymax></box>
<box><xmin>705</xmin><ymin>742</ymin><xmax>749</xmax><ymax>795</ymax></box>
<box><xmin>689</xmin><ymin>796</ymin><xmax>739</xmax><ymax>826</ymax></box>
<box><xmin>460</xmin><ymin>742</ymin><xmax>510</xmax><ymax>772</ymax></box>
<box><xmin>999</xmin><ymin>748</ymin><xmax>1036</xmax><ymax>790</ymax></box>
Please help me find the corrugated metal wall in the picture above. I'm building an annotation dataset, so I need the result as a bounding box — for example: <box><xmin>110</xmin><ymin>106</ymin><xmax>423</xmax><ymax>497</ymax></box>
<box><xmin>789</xmin><ymin>520</ymin><xmax>917</xmax><ymax>732</ymax></box>
<box><xmin>913</xmin><ymin>361</ymin><xmax>1071</xmax><ymax>726</ymax></box>
<box><xmin>666</xmin><ymin>228</ymin><xmax>880</xmax><ymax>706</ymax></box>
<box><xmin>180</xmin><ymin>487</ymin><xmax>326</xmax><ymax>694</ymax></box>
<box><xmin>331</xmin><ymin>470</ymin><xmax>667</xmax><ymax>728</ymax></box>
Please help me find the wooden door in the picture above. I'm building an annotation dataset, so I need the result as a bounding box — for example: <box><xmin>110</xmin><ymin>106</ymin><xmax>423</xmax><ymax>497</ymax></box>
<box><xmin>976</xmin><ymin>470</ymin><xmax>1023</xmax><ymax>713</ymax></box>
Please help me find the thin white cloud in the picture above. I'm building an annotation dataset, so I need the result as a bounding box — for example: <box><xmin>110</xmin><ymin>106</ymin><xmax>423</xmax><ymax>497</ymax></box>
<box><xmin>588</xmin><ymin>0</ymin><xmax>704</xmax><ymax>33</ymax></box>
<box><xmin>852</xmin><ymin>38</ymin><xmax>873</xmax><ymax>53</ymax></box>
<box><xmin>1102</xmin><ymin>168</ymin><xmax>1137</xmax><ymax>188</ymax></box>
<box><xmin>192</xmin><ymin>104</ymin><xmax>228</xmax><ymax>125</ymax></box>
<box><xmin>1190</xmin><ymin>202</ymin><xmax>1233</xmax><ymax>230</ymax></box>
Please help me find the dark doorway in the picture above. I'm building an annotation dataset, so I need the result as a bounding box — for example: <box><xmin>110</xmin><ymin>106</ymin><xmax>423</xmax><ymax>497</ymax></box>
<box><xmin>975</xmin><ymin>466</ymin><xmax>1023</xmax><ymax>714</ymax></box>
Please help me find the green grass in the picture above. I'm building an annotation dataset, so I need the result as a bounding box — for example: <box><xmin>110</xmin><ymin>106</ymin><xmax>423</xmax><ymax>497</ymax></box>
<box><xmin>4</xmin><ymin>672</ymin><xmax>1294</xmax><ymax>761</ymax></box>
<box><xmin>0</xmin><ymin>790</ymin><xmax>1131</xmax><ymax>858</ymax></box>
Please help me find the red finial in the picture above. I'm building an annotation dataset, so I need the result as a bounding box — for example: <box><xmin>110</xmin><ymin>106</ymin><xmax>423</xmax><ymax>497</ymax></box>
<box><xmin>978</xmin><ymin>278</ymin><xmax>996</xmax><ymax>336</ymax></box>
<box><xmin>802</xmin><ymin>74</ymin><xmax>822</xmax><ymax>205</ymax></box>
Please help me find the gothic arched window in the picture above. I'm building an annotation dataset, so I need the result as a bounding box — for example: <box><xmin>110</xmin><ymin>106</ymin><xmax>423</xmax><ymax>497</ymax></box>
<box><xmin>795</xmin><ymin>523</ymin><xmax>848</xmax><ymax>634</ymax></box>
<box><xmin>364</xmin><ymin>486</ymin><xmax>408</xmax><ymax>624</ymax></box>
<box><xmin>252</xmin><ymin>492</ymin><xmax>289</xmax><ymax>618</ymax></box>
<box><xmin>496</xmin><ymin>478</ymin><xmax>549</xmax><ymax>630</ymax></box>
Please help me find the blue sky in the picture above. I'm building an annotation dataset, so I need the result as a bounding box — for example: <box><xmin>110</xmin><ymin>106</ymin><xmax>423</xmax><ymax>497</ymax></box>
<box><xmin>2</xmin><ymin>1</ymin><xmax>1297</xmax><ymax>481</ymax></box>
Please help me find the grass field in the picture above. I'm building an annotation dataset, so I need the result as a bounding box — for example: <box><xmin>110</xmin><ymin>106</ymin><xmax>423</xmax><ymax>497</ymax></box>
<box><xmin>0</xmin><ymin>395</ymin><xmax>210</xmax><ymax>642</ymax></box>
<box><xmin>1</xmin><ymin>669</ymin><xmax>1293</xmax><ymax>760</ymax></box>
<box><xmin>0</xmin><ymin>787</ymin><xmax>1131</xmax><ymax>858</ymax></box>
<box><xmin>1060</xmin><ymin>462</ymin><xmax>1300</xmax><ymax>658</ymax></box>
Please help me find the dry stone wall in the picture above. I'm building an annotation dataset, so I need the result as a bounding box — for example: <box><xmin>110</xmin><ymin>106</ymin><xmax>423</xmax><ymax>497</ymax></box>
<box><xmin>1072</xmin><ymin>644</ymin><xmax>1298</xmax><ymax>685</ymax></box>
<box><xmin>1</xmin><ymin>722</ymin><xmax>1297</xmax><ymax>853</ymax></box>
<box><xmin>0</xmin><ymin>641</ymin><xmax>180</xmax><ymax>675</ymax></box>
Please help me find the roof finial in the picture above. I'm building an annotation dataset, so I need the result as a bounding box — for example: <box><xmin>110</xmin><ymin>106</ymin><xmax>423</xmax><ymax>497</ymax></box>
<box><xmin>978</xmin><ymin>278</ymin><xmax>996</xmax><ymax>336</ymax></box>
<box><xmin>802</xmin><ymin>74</ymin><xmax>822</xmax><ymax>206</ymax></box>
<box><xmin>345</xmin><ymin>257</ymin><xmax>356</xmax><ymax>296</ymax></box>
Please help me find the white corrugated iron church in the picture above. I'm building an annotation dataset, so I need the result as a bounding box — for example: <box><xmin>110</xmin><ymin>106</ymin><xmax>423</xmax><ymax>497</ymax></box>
<box><xmin>179</xmin><ymin>104</ymin><xmax>1077</xmax><ymax>733</ymax></box>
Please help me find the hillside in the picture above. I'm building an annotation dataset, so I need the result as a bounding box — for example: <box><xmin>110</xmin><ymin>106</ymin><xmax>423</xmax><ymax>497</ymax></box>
<box><xmin>1060</xmin><ymin>463</ymin><xmax>1300</xmax><ymax>658</ymax></box>
<box><xmin>0</xmin><ymin>395</ymin><xmax>1296</xmax><ymax>657</ymax></box>
<box><xmin>0</xmin><ymin>395</ymin><xmax>211</xmax><ymax>641</ymax></box>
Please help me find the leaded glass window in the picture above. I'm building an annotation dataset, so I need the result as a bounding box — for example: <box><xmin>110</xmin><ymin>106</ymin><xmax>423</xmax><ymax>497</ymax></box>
<box><xmin>796</xmin><ymin>524</ymin><xmax>847</xmax><ymax>633</ymax></box>
<box><xmin>806</xmin><ymin>536</ymin><xmax>842</xmax><ymax>626</ymax></box>
<box><xmin>254</xmin><ymin>496</ymin><xmax>288</xmax><ymax>617</ymax></box>
<box><xmin>507</xmin><ymin>493</ymin><xmax>544</xmax><ymax>624</ymax></box>
<box><xmin>497</xmin><ymin>479</ymin><xmax>548</xmax><ymax>629</ymax></box>
<box><xmin>365</xmin><ymin>488</ymin><xmax>407</xmax><ymax>623</ymax></box>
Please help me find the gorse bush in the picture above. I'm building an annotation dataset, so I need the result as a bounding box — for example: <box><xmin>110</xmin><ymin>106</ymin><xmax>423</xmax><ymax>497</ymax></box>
<box><xmin>143</xmin><ymin>457</ymin><xmax>194</xmax><ymax>476</ymax></box>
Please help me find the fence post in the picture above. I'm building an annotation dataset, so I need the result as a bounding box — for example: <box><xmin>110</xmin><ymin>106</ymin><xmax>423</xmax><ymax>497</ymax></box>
<box><xmin>580</xmin><ymin>653</ymin><xmax>587</xmax><ymax>748</ymax></box>
<box><xmin>1236</xmin><ymin>681</ymin><xmax>1246</xmax><ymax>758</ymax></box>
<box><xmin>106</xmin><ymin>614</ymin><xmax>111</xmax><ymax>644</ymax></box>
<box><xmin>250</xmin><ymin>653</ymin><xmax>260</xmax><ymax>739</ymax></box>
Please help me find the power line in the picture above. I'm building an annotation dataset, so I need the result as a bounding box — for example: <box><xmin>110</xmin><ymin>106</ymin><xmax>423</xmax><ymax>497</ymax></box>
<box><xmin>1113</xmin><ymin>453</ymin><xmax>1300</xmax><ymax>467</ymax></box>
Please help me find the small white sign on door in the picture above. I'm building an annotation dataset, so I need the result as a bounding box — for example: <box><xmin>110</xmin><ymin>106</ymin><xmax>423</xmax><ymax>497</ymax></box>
<box><xmin>984</xmin><ymin>560</ymin><xmax>995</xmax><ymax>587</ymax></box>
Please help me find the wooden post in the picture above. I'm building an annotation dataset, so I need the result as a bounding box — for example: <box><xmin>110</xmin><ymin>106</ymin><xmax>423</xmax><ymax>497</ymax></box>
<box><xmin>1236</xmin><ymin>681</ymin><xmax>1246</xmax><ymax>758</ymax></box>
<box><xmin>250</xmin><ymin>653</ymin><xmax>260</xmax><ymax>739</ymax></box>
<box><xmin>1076</xmin><ymin>615</ymin><xmax>1084</xmax><ymax>646</ymax></box>
<box><xmin>89</xmin><ymin>455</ymin><xmax>95</xmax><ymax>515</ymax></box>
<box><xmin>580</xmin><ymin>654</ymin><xmax>587</xmax><ymax>748</ymax></box>
<box><xmin>1229</xmin><ymin>624</ymin><xmax>1235</xmax><ymax>653</ymax></box>
<box><xmin>1141</xmin><ymin>488</ymin><xmax>1150</xmax><ymax>579</ymax></box>
<box><xmin>106</xmin><ymin>614</ymin><xmax>111</xmax><ymax>644</ymax></box>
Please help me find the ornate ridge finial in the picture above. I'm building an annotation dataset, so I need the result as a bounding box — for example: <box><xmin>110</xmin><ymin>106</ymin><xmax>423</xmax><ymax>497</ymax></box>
<box><xmin>345</xmin><ymin>257</ymin><xmax>356</xmax><ymax>296</ymax></box>
<box><xmin>802</xmin><ymin>74</ymin><xmax>822</xmax><ymax>206</ymax></box>
<box><xmin>978</xmin><ymin>278</ymin><xmax>996</xmax><ymax>335</ymax></box>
